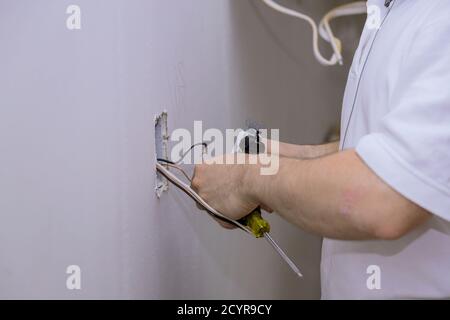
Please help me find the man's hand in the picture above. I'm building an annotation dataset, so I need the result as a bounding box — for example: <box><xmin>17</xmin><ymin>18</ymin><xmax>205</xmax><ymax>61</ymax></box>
<box><xmin>191</xmin><ymin>154</ymin><xmax>260</xmax><ymax>228</ymax></box>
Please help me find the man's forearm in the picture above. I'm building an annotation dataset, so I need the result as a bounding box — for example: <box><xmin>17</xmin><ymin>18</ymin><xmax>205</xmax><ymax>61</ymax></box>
<box><xmin>266</xmin><ymin>140</ymin><xmax>339</xmax><ymax>160</ymax></box>
<box><xmin>243</xmin><ymin>150</ymin><xmax>429</xmax><ymax>240</ymax></box>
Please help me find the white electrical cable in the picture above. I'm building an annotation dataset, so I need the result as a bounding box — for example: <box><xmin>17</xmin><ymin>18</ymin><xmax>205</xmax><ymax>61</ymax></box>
<box><xmin>261</xmin><ymin>0</ymin><xmax>367</xmax><ymax>66</ymax></box>
<box><xmin>164</xmin><ymin>163</ymin><xmax>193</xmax><ymax>182</ymax></box>
<box><xmin>319</xmin><ymin>2</ymin><xmax>367</xmax><ymax>45</ymax></box>
<box><xmin>261</xmin><ymin>0</ymin><xmax>338</xmax><ymax>65</ymax></box>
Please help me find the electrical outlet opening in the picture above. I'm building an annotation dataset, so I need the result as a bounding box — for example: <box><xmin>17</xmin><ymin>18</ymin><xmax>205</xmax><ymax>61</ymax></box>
<box><xmin>155</xmin><ymin>111</ymin><xmax>169</xmax><ymax>197</ymax></box>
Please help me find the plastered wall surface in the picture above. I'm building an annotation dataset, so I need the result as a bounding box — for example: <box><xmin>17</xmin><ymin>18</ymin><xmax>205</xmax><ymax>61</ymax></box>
<box><xmin>0</xmin><ymin>0</ymin><xmax>361</xmax><ymax>299</ymax></box>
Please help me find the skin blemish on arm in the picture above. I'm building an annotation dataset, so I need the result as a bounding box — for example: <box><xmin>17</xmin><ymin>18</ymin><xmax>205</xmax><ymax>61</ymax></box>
<box><xmin>340</xmin><ymin>188</ymin><xmax>364</xmax><ymax>216</ymax></box>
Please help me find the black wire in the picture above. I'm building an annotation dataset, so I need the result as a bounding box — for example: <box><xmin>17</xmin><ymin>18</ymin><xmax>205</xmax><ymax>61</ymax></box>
<box><xmin>156</xmin><ymin>142</ymin><xmax>208</xmax><ymax>164</ymax></box>
<box><xmin>156</xmin><ymin>158</ymin><xmax>175</xmax><ymax>164</ymax></box>
<box><xmin>179</xmin><ymin>142</ymin><xmax>208</xmax><ymax>162</ymax></box>
<box><xmin>156</xmin><ymin>142</ymin><xmax>208</xmax><ymax>165</ymax></box>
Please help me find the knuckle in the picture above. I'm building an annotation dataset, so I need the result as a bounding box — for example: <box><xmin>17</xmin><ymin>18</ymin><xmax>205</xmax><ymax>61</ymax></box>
<box><xmin>191</xmin><ymin>178</ymin><xmax>200</xmax><ymax>191</ymax></box>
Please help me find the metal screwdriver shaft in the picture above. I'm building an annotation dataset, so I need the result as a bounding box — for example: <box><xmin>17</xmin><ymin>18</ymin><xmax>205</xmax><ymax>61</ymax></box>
<box><xmin>263</xmin><ymin>233</ymin><xmax>303</xmax><ymax>278</ymax></box>
<box><xmin>238</xmin><ymin>129</ymin><xmax>303</xmax><ymax>278</ymax></box>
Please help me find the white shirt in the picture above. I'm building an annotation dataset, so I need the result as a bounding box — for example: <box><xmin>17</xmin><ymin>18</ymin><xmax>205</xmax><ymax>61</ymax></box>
<box><xmin>321</xmin><ymin>0</ymin><xmax>450</xmax><ymax>299</ymax></box>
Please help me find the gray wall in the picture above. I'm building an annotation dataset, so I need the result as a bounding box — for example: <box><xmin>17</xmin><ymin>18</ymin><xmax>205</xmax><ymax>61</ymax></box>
<box><xmin>0</xmin><ymin>0</ymin><xmax>361</xmax><ymax>299</ymax></box>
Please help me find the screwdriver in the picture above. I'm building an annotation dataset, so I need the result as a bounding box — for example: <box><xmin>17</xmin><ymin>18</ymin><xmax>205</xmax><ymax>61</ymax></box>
<box><xmin>237</xmin><ymin>130</ymin><xmax>303</xmax><ymax>278</ymax></box>
<box><xmin>239</xmin><ymin>208</ymin><xmax>302</xmax><ymax>278</ymax></box>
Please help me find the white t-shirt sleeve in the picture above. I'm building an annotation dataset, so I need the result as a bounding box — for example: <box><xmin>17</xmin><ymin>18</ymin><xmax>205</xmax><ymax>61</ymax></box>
<box><xmin>356</xmin><ymin>14</ymin><xmax>450</xmax><ymax>221</ymax></box>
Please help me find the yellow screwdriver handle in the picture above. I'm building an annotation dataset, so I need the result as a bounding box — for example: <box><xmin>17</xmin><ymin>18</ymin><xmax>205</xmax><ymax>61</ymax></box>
<box><xmin>237</xmin><ymin>129</ymin><xmax>270</xmax><ymax>238</ymax></box>
<box><xmin>239</xmin><ymin>208</ymin><xmax>270</xmax><ymax>238</ymax></box>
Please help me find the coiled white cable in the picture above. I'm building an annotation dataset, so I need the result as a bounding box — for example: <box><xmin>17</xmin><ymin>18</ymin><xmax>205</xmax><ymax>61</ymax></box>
<box><xmin>319</xmin><ymin>2</ymin><xmax>367</xmax><ymax>46</ymax></box>
<box><xmin>261</xmin><ymin>0</ymin><xmax>367</xmax><ymax>66</ymax></box>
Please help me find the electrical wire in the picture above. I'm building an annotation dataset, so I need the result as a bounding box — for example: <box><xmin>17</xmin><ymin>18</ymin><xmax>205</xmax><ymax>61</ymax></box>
<box><xmin>174</xmin><ymin>142</ymin><xmax>208</xmax><ymax>164</ymax></box>
<box><xmin>261</xmin><ymin>0</ymin><xmax>340</xmax><ymax>65</ymax></box>
<box><xmin>156</xmin><ymin>158</ymin><xmax>192</xmax><ymax>180</ymax></box>
<box><xmin>318</xmin><ymin>2</ymin><xmax>367</xmax><ymax>57</ymax></box>
<box><xmin>164</xmin><ymin>163</ymin><xmax>193</xmax><ymax>182</ymax></box>
<box><xmin>157</xmin><ymin>158</ymin><xmax>175</xmax><ymax>165</ymax></box>
<box><xmin>157</xmin><ymin>142</ymin><xmax>207</xmax><ymax>167</ymax></box>
<box><xmin>261</xmin><ymin>0</ymin><xmax>367</xmax><ymax>66</ymax></box>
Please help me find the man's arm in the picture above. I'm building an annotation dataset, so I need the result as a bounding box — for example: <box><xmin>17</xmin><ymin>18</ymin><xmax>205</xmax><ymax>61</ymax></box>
<box><xmin>265</xmin><ymin>140</ymin><xmax>339</xmax><ymax>160</ymax></box>
<box><xmin>192</xmin><ymin>150</ymin><xmax>431</xmax><ymax>240</ymax></box>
